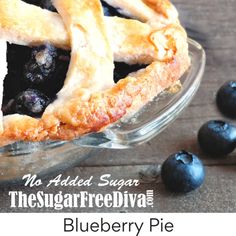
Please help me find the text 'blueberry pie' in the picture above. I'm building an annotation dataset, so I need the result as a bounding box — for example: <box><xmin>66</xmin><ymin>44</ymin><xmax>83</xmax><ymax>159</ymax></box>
<box><xmin>0</xmin><ymin>0</ymin><xmax>190</xmax><ymax>146</ymax></box>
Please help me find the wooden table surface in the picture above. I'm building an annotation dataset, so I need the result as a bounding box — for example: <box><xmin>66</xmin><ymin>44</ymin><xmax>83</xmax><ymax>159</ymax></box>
<box><xmin>1</xmin><ymin>0</ymin><xmax>236</xmax><ymax>212</ymax></box>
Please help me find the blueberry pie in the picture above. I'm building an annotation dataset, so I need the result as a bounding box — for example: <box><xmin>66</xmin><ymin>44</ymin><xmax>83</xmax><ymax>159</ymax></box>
<box><xmin>0</xmin><ymin>0</ymin><xmax>190</xmax><ymax>146</ymax></box>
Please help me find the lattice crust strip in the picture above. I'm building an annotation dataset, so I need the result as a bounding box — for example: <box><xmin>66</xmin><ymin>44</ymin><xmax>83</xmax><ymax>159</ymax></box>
<box><xmin>0</xmin><ymin>0</ymin><xmax>185</xmax><ymax>64</ymax></box>
<box><xmin>103</xmin><ymin>0</ymin><xmax>179</xmax><ymax>24</ymax></box>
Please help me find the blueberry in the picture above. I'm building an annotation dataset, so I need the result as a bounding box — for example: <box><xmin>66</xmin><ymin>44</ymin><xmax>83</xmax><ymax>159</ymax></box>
<box><xmin>101</xmin><ymin>1</ymin><xmax>125</xmax><ymax>17</ymax></box>
<box><xmin>216</xmin><ymin>81</ymin><xmax>236</xmax><ymax>118</ymax></box>
<box><xmin>24</xmin><ymin>44</ymin><xmax>57</xmax><ymax>86</ymax></box>
<box><xmin>11</xmin><ymin>89</ymin><xmax>50</xmax><ymax>117</ymax></box>
<box><xmin>161</xmin><ymin>151</ymin><xmax>205</xmax><ymax>193</ymax></box>
<box><xmin>198</xmin><ymin>120</ymin><xmax>236</xmax><ymax>156</ymax></box>
<box><xmin>40</xmin><ymin>0</ymin><xmax>57</xmax><ymax>12</ymax></box>
<box><xmin>114</xmin><ymin>62</ymin><xmax>146</xmax><ymax>83</ymax></box>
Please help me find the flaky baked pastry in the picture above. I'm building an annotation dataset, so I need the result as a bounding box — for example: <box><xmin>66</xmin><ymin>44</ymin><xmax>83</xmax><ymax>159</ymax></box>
<box><xmin>0</xmin><ymin>0</ymin><xmax>190</xmax><ymax>147</ymax></box>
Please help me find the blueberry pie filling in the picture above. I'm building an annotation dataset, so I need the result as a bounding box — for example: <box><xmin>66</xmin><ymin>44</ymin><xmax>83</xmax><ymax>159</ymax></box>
<box><xmin>2</xmin><ymin>0</ymin><xmax>146</xmax><ymax>118</ymax></box>
<box><xmin>101</xmin><ymin>0</ymin><xmax>128</xmax><ymax>18</ymax></box>
<box><xmin>3</xmin><ymin>43</ymin><xmax>70</xmax><ymax>117</ymax></box>
<box><xmin>23</xmin><ymin>0</ymin><xmax>56</xmax><ymax>11</ymax></box>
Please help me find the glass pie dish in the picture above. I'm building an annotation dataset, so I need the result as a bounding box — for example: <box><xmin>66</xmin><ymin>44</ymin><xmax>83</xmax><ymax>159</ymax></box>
<box><xmin>0</xmin><ymin>39</ymin><xmax>206</xmax><ymax>185</ymax></box>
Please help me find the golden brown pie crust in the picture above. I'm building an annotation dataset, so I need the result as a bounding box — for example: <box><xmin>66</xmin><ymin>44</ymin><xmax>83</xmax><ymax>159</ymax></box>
<box><xmin>0</xmin><ymin>0</ymin><xmax>190</xmax><ymax>146</ymax></box>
